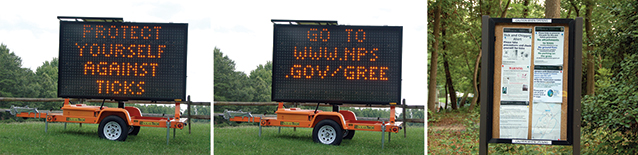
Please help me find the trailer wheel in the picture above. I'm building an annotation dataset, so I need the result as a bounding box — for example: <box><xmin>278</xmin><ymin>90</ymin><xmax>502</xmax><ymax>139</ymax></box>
<box><xmin>129</xmin><ymin>126</ymin><xmax>141</xmax><ymax>135</ymax></box>
<box><xmin>98</xmin><ymin>116</ymin><xmax>129</xmax><ymax>141</ymax></box>
<box><xmin>343</xmin><ymin>130</ymin><xmax>355</xmax><ymax>139</ymax></box>
<box><xmin>312</xmin><ymin>119</ymin><xmax>343</xmax><ymax>145</ymax></box>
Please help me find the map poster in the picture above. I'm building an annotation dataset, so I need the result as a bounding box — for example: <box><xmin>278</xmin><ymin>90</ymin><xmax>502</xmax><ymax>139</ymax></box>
<box><xmin>531</xmin><ymin>102</ymin><xmax>562</xmax><ymax>140</ymax></box>
<box><xmin>534</xmin><ymin>26</ymin><xmax>565</xmax><ymax>65</ymax></box>
<box><xmin>500</xmin><ymin>103</ymin><xmax>529</xmax><ymax>139</ymax></box>
<box><xmin>531</xmin><ymin>65</ymin><xmax>563</xmax><ymax>140</ymax></box>
<box><xmin>532</xmin><ymin>66</ymin><xmax>563</xmax><ymax>102</ymax></box>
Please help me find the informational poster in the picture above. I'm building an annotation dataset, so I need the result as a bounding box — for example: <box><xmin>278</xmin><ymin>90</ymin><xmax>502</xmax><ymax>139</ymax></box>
<box><xmin>500</xmin><ymin>104</ymin><xmax>529</xmax><ymax>139</ymax></box>
<box><xmin>531</xmin><ymin>102</ymin><xmax>562</xmax><ymax>140</ymax></box>
<box><xmin>501</xmin><ymin>28</ymin><xmax>532</xmax><ymax>101</ymax></box>
<box><xmin>534</xmin><ymin>26</ymin><xmax>565</xmax><ymax>65</ymax></box>
<box><xmin>500</xmin><ymin>28</ymin><xmax>532</xmax><ymax>139</ymax></box>
<box><xmin>531</xmin><ymin>27</ymin><xmax>565</xmax><ymax>140</ymax></box>
<box><xmin>501</xmin><ymin>65</ymin><xmax>531</xmax><ymax>101</ymax></box>
<box><xmin>532</xmin><ymin>66</ymin><xmax>563</xmax><ymax>102</ymax></box>
<box><xmin>502</xmin><ymin>28</ymin><xmax>532</xmax><ymax>66</ymax></box>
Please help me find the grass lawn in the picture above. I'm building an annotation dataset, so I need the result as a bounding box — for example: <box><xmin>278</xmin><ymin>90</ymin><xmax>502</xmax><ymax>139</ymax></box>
<box><xmin>214</xmin><ymin>125</ymin><xmax>424</xmax><ymax>154</ymax></box>
<box><xmin>0</xmin><ymin>121</ymin><xmax>210</xmax><ymax>154</ymax></box>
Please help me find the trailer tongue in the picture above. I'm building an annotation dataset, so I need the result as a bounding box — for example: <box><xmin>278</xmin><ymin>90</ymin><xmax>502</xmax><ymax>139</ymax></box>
<box><xmin>224</xmin><ymin>102</ymin><xmax>402</xmax><ymax>148</ymax></box>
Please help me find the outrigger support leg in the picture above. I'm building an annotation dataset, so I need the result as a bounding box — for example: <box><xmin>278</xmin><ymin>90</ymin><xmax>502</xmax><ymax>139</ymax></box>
<box><xmin>45</xmin><ymin>113</ymin><xmax>48</xmax><ymax>133</ymax></box>
<box><xmin>381</xmin><ymin>121</ymin><xmax>385</xmax><ymax>149</ymax></box>
<box><xmin>278</xmin><ymin>127</ymin><xmax>281</xmax><ymax>134</ymax></box>
<box><xmin>64</xmin><ymin>123</ymin><xmax>67</xmax><ymax>130</ymax></box>
<box><xmin>166</xmin><ymin>118</ymin><xmax>170</xmax><ymax>145</ymax></box>
<box><xmin>259</xmin><ymin>121</ymin><xmax>262</xmax><ymax>137</ymax></box>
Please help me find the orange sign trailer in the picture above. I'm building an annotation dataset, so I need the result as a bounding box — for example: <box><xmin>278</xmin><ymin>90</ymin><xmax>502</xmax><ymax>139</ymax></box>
<box><xmin>225</xmin><ymin>102</ymin><xmax>402</xmax><ymax>148</ymax></box>
<box><xmin>11</xmin><ymin>98</ymin><xmax>187</xmax><ymax>144</ymax></box>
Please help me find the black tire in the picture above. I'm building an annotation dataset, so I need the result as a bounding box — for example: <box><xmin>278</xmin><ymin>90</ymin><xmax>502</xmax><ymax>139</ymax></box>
<box><xmin>98</xmin><ymin>115</ymin><xmax>129</xmax><ymax>141</ymax></box>
<box><xmin>129</xmin><ymin>126</ymin><xmax>141</xmax><ymax>135</ymax></box>
<box><xmin>312</xmin><ymin>119</ymin><xmax>343</xmax><ymax>145</ymax></box>
<box><xmin>343</xmin><ymin>130</ymin><xmax>355</xmax><ymax>139</ymax></box>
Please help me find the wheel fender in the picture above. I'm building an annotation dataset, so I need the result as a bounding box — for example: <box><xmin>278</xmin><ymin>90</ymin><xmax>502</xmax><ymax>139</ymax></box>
<box><xmin>310</xmin><ymin>112</ymin><xmax>346</xmax><ymax>129</ymax></box>
<box><xmin>124</xmin><ymin>106</ymin><xmax>142</xmax><ymax>117</ymax></box>
<box><xmin>338</xmin><ymin>110</ymin><xmax>357</xmax><ymax>121</ymax></box>
<box><xmin>97</xmin><ymin>109</ymin><xmax>133</xmax><ymax>126</ymax></box>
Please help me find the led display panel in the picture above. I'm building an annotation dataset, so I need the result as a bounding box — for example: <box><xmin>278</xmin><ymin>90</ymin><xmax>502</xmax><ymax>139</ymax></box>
<box><xmin>272</xmin><ymin>25</ymin><xmax>402</xmax><ymax>104</ymax></box>
<box><xmin>58</xmin><ymin>21</ymin><xmax>188</xmax><ymax>101</ymax></box>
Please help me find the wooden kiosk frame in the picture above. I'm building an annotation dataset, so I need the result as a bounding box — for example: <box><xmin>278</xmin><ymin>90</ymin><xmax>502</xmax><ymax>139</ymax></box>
<box><xmin>479</xmin><ymin>16</ymin><xmax>583</xmax><ymax>154</ymax></box>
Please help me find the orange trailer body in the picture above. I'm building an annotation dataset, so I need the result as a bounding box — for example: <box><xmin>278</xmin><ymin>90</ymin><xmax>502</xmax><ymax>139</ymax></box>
<box><xmin>228</xmin><ymin>102</ymin><xmax>403</xmax><ymax>133</ymax></box>
<box><xmin>15</xmin><ymin>99</ymin><xmax>187</xmax><ymax>129</ymax></box>
<box><xmin>13</xmin><ymin>98</ymin><xmax>187</xmax><ymax>143</ymax></box>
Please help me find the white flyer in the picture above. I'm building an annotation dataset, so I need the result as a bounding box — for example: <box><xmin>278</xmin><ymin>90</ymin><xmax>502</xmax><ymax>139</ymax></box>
<box><xmin>500</xmin><ymin>104</ymin><xmax>529</xmax><ymax>139</ymax></box>
<box><xmin>501</xmin><ymin>65</ymin><xmax>531</xmax><ymax>101</ymax></box>
<box><xmin>501</xmin><ymin>28</ymin><xmax>532</xmax><ymax>102</ymax></box>
<box><xmin>502</xmin><ymin>28</ymin><xmax>532</xmax><ymax>66</ymax></box>
<box><xmin>531</xmin><ymin>102</ymin><xmax>562</xmax><ymax>140</ymax></box>
<box><xmin>532</xmin><ymin>67</ymin><xmax>563</xmax><ymax>102</ymax></box>
<box><xmin>534</xmin><ymin>26</ymin><xmax>565</xmax><ymax>65</ymax></box>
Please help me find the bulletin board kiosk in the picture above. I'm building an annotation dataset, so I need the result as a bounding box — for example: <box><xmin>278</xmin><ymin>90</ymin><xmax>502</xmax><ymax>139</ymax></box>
<box><xmin>479</xmin><ymin>16</ymin><xmax>583</xmax><ymax>154</ymax></box>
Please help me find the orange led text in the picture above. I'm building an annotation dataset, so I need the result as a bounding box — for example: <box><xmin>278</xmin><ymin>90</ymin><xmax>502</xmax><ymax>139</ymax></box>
<box><xmin>84</xmin><ymin>61</ymin><xmax>158</xmax><ymax>77</ymax></box>
<box><xmin>286</xmin><ymin>65</ymin><xmax>388</xmax><ymax>80</ymax></box>
<box><xmin>83</xmin><ymin>25</ymin><xmax>161</xmax><ymax>40</ymax></box>
<box><xmin>96</xmin><ymin>80</ymin><xmax>145</xmax><ymax>95</ymax></box>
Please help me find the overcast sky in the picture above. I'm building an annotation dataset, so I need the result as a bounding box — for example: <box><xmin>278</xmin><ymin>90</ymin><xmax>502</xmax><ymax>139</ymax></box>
<box><xmin>212</xmin><ymin>0</ymin><xmax>428</xmax><ymax>105</ymax></box>
<box><xmin>0</xmin><ymin>0</ymin><xmax>427</xmax><ymax>106</ymax></box>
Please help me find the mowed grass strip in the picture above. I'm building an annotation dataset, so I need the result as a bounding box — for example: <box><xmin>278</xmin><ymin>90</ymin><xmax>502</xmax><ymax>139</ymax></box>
<box><xmin>0</xmin><ymin>122</ymin><xmax>210</xmax><ymax>154</ymax></box>
<box><xmin>214</xmin><ymin>126</ymin><xmax>424</xmax><ymax>155</ymax></box>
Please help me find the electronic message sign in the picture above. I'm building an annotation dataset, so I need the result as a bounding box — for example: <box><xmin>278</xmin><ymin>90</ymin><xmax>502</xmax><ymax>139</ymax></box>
<box><xmin>272</xmin><ymin>24</ymin><xmax>402</xmax><ymax>104</ymax></box>
<box><xmin>58</xmin><ymin>21</ymin><xmax>188</xmax><ymax>101</ymax></box>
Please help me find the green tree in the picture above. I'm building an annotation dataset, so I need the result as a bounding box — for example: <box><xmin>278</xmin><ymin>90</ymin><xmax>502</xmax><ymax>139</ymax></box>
<box><xmin>35</xmin><ymin>58</ymin><xmax>58</xmax><ymax>98</ymax></box>
<box><xmin>581</xmin><ymin>1</ymin><xmax>638</xmax><ymax>153</ymax></box>
<box><xmin>213</xmin><ymin>47</ymin><xmax>255</xmax><ymax>102</ymax></box>
<box><xmin>0</xmin><ymin>44</ymin><xmax>54</xmax><ymax>120</ymax></box>
<box><xmin>249</xmin><ymin>61</ymin><xmax>272</xmax><ymax>102</ymax></box>
<box><xmin>0</xmin><ymin>43</ymin><xmax>39</xmax><ymax>98</ymax></box>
